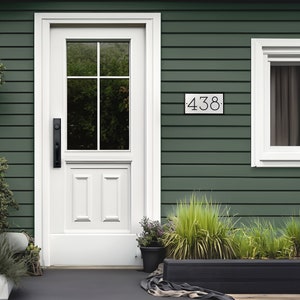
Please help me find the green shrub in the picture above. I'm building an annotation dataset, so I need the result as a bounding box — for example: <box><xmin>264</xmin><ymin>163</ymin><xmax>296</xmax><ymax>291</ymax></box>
<box><xmin>0</xmin><ymin>62</ymin><xmax>5</xmax><ymax>85</ymax></box>
<box><xmin>162</xmin><ymin>194</ymin><xmax>237</xmax><ymax>259</ymax></box>
<box><xmin>0</xmin><ymin>157</ymin><xmax>19</xmax><ymax>233</ymax></box>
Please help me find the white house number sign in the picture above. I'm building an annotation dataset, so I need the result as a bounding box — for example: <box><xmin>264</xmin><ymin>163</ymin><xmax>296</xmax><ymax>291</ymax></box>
<box><xmin>185</xmin><ymin>93</ymin><xmax>223</xmax><ymax>114</ymax></box>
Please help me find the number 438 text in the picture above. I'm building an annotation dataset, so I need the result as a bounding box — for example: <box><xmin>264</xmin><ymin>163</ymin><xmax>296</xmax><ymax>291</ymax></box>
<box><xmin>185</xmin><ymin>94</ymin><xmax>223</xmax><ymax>114</ymax></box>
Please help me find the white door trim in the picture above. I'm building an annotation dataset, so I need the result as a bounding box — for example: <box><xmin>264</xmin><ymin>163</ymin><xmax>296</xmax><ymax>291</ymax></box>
<box><xmin>34</xmin><ymin>13</ymin><xmax>161</xmax><ymax>266</ymax></box>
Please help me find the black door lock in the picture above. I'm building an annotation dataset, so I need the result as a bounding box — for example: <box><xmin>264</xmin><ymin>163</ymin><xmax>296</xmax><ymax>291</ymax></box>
<box><xmin>53</xmin><ymin>118</ymin><xmax>61</xmax><ymax>168</ymax></box>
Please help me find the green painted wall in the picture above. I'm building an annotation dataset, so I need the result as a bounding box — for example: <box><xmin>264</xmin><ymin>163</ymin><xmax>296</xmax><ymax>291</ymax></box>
<box><xmin>1</xmin><ymin>1</ymin><xmax>300</xmax><ymax>234</ymax></box>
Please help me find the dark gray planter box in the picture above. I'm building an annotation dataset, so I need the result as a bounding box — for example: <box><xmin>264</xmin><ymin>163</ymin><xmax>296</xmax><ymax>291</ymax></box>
<box><xmin>163</xmin><ymin>258</ymin><xmax>300</xmax><ymax>294</ymax></box>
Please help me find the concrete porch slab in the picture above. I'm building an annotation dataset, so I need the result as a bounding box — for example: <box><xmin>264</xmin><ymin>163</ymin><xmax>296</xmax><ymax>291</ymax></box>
<box><xmin>9</xmin><ymin>269</ymin><xmax>300</xmax><ymax>300</ymax></box>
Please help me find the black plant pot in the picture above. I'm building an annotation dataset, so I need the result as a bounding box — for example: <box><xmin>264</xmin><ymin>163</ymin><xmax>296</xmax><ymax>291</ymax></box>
<box><xmin>140</xmin><ymin>246</ymin><xmax>166</xmax><ymax>273</ymax></box>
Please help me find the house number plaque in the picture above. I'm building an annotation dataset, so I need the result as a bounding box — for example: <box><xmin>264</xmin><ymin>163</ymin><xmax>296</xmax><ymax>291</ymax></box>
<box><xmin>185</xmin><ymin>93</ymin><xmax>223</xmax><ymax>114</ymax></box>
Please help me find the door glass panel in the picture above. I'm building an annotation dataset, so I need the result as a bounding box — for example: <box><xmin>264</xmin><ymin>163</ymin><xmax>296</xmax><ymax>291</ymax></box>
<box><xmin>67</xmin><ymin>79</ymin><xmax>97</xmax><ymax>150</ymax></box>
<box><xmin>67</xmin><ymin>41</ymin><xmax>130</xmax><ymax>150</ymax></box>
<box><xmin>67</xmin><ymin>42</ymin><xmax>97</xmax><ymax>76</ymax></box>
<box><xmin>100</xmin><ymin>43</ymin><xmax>129</xmax><ymax>76</ymax></box>
<box><xmin>100</xmin><ymin>79</ymin><xmax>129</xmax><ymax>150</ymax></box>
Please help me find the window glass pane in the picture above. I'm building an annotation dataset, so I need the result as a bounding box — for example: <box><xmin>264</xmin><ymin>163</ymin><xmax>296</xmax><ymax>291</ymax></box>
<box><xmin>67</xmin><ymin>79</ymin><xmax>97</xmax><ymax>150</ymax></box>
<box><xmin>100</xmin><ymin>79</ymin><xmax>129</xmax><ymax>150</ymax></box>
<box><xmin>271</xmin><ymin>65</ymin><xmax>300</xmax><ymax>146</ymax></box>
<box><xmin>100</xmin><ymin>43</ymin><xmax>129</xmax><ymax>76</ymax></box>
<box><xmin>67</xmin><ymin>42</ymin><xmax>97</xmax><ymax>76</ymax></box>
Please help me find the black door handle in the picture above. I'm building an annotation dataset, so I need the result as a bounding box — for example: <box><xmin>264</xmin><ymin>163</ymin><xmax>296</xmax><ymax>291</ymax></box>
<box><xmin>53</xmin><ymin>118</ymin><xmax>61</xmax><ymax>168</ymax></box>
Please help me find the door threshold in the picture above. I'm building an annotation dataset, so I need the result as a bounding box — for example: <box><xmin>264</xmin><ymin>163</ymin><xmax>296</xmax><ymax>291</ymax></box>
<box><xmin>46</xmin><ymin>266</ymin><xmax>143</xmax><ymax>270</ymax></box>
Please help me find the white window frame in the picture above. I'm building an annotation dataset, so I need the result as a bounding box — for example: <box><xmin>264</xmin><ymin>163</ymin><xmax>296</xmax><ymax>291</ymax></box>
<box><xmin>251</xmin><ymin>38</ymin><xmax>300</xmax><ymax>167</ymax></box>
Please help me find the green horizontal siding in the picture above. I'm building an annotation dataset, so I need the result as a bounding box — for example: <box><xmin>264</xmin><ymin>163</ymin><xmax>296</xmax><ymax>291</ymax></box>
<box><xmin>162</xmin><ymin>139</ymin><xmax>250</xmax><ymax>151</ymax></box>
<box><xmin>7</xmin><ymin>216</ymin><xmax>33</xmax><ymax>235</ymax></box>
<box><xmin>13</xmin><ymin>191</ymin><xmax>34</xmax><ymax>204</ymax></box>
<box><xmin>5</xmin><ymin>178</ymin><xmax>34</xmax><ymax>191</ymax></box>
<box><xmin>0</xmin><ymin>115</ymin><xmax>33</xmax><ymax>126</ymax></box>
<box><xmin>4</xmin><ymin>71</ymin><xmax>34</xmax><ymax>81</ymax></box>
<box><xmin>162</xmin><ymin>71</ymin><xmax>250</xmax><ymax>82</ymax></box>
<box><xmin>161</xmin><ymin>204</ymin><xmax>300</xmax><ymax>218</ymax></box>
<box><xmin>162</xmin><ymin>165</ymin><xmax>300</xmax><ymax>178</ymax></box>
<box><xmin>162</xmin><ymin>152</ymin><xmax>250</xmax><ymax>164</ymax></box>
<box><xmin>0</xmin><ymin>139</ymin><xmax>33</xmax><ymax>151</ymax></box>
<box><xmin>0</xmin><ymin>12</ymin><xmax>33</xmax><ymax>21</ymax></box>
<box><xmin>162</xmin><ymin>127</ymin><xmax>250</xmax><ymax>139</ymax></box>
<box><xmin>0</xmin><ymin>94</ymin><xmax>33</xmax><ymax>103</ymax></box>
<box><xmin>0</xmin><ymin>104</ymin><xmax>33</xmax><ymax>114</ymax></box>
<box><xmin>6</xmin><ymin>165</ymin><xmax>33</xmax><ymax>178</ymax></box>
<box><xmin>162</xmin><ymin>60</ymin><xmax>251</xmax><ymax>71</ymax></box>
<box><xmin>162</xmin><ymin>178</ymin><xmax>300</xmax><ymax>191</ymax></box>
<box><xmin>162</xmin><ymin>11</ymin><xmax>300</xmax><ymax>21</ymax></box>
<box><xmin>163</xmin><ymin>33</ymin><xmax>300</xmax><ymax>47</ymax></box>
<box><xmin>0</xmin><ymin>48</ymin><xmax>33</xmax><ymax>59</ymax></box>
<box><xmin>1</xmin><ymin>1</ymin><xmax>300</xmax><ymax>234</ymax></box>
<box><xmin>0</xmin><ymin>21</ymin><xmax>33</xmax><ymax>33</ymax></box>
<box><xmin>163</xmin><ymin>21</ymin><xmax>300</xmax><ymax>33</ymax></box>
<box><xmin>1</xmin><ymin>152</ymin><xmax>33</xmax><ymax>164</ymax></box>
<box><xmin>163</xmin><ymin>93</ymin><xmax>250</xmax><ymax>104</ymax></box>
<box><xmin>3</xmin><ymin>60</ymin><xmax>33</xmax><ymax>70</ymax></box>
<box><xmin>162</xmin><ymin>48</ymin><xmax>250</xmax><ymax>59</ymax></box>
<box><xmin>160</xmin><ymin>2</ymin><xmax>300</xmax><ymax>224</ymax></box>
<box><xmin>0</xmin><ymin>127</ymin><xmax>33</xmax><ymax>138</ymax></box>
<box><xmin>162</xmin><ymin>115</ymin><xmax>250</xmax><ymax>126</ymax></box>
<box><xmin>162</xmin><ymin>191</ymin><xmax>300</xmax><ymax>204</ymax></box>
<box><xmin>0</xmin><ymin>34</ymin><xmax>33</xmax><ymax>46</ymax></box>
<box><xmin>0</xmin><ymin>82</ymin><xmax>33</xmax><ymax>93</ymax></box>
<box><xmin>8</xmin><ymin>204</ymin><xmax>33</xmax><ymax>217</ymax></box>
<box><xmin>162</xmin><ymin>104</ymin><xmax>250</xmax><ymax>114</ymax></box>
<box><xmin>162</xmin><ymin>82</ymin><xmax>250</xmax><ymax>92</ymax></box>
<box><xmin>0</xmin><ymin>10</ymin><xmax>33</xmax><ymax>227</ymax></box>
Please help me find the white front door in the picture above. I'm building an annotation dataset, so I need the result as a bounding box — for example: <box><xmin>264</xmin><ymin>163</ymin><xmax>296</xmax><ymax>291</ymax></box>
<box><xmin>49</xmin><ymin>26</ymin><xmax>145</xmax><ymax>267</ymax></box>
<box><xmin>36</xmin><ymin>14</ymin><xmax>159</xmax><ymax>266</ymax></box>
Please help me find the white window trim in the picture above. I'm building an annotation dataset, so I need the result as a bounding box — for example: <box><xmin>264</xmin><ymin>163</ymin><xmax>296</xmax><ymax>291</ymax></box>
<box><xmin>251</xmin><ymin>38</ymin><xmax>300</xmax><ymax>167</ymax></box>
<box><xmin>34</xmin><ymin>13</ymin><xmax>161</xmax><ymax>263</ymax></box>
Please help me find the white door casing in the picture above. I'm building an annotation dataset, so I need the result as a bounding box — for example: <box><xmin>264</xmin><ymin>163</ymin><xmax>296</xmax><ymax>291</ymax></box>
<box><xmin>34</xmin><ymin>13</ymin><xmax>161</xmax><ymax>267</ymax></box>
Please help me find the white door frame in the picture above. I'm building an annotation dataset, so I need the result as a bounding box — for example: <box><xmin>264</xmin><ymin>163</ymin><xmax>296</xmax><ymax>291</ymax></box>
<box><xmin>34</xmin><ymin>13</ymin><xmax>161</xmax><ymax>266</ymax></box>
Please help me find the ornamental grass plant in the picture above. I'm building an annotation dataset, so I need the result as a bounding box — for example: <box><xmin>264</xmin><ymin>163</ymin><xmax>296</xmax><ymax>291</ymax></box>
<box><xmin>161</xmin><ymin>194</ymin><xmax>300</xmax><ymax>261</ymax></box>
<box><xmin>283</xmin><ymin>216</ymin><xmax>300</xmax><ymax>257</ymax></box>
<box><xmin>162</xmin><ymin>194</ymin><xmax>237</xmax><ymax>259</ymax></box>
<box><xmin>0</xmin><ymin>234</ymin><xmax>27</xmax><ymax>285</ymax></box>
<box><xmin>234</xmin><ymin>220</ymin><xmax>294</xmax><ymax>259</ymax></box>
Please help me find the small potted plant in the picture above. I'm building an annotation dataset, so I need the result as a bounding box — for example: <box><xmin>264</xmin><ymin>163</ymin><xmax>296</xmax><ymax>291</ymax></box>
<box><xmin>136</xmin><ymin>216</ymin><xmax>165</xmax><ymax>273</ymax></box>
<box><xmin>24</xmin><ymin>238</ymin><xmax>43</xmax><ymax>276</ymax></box>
